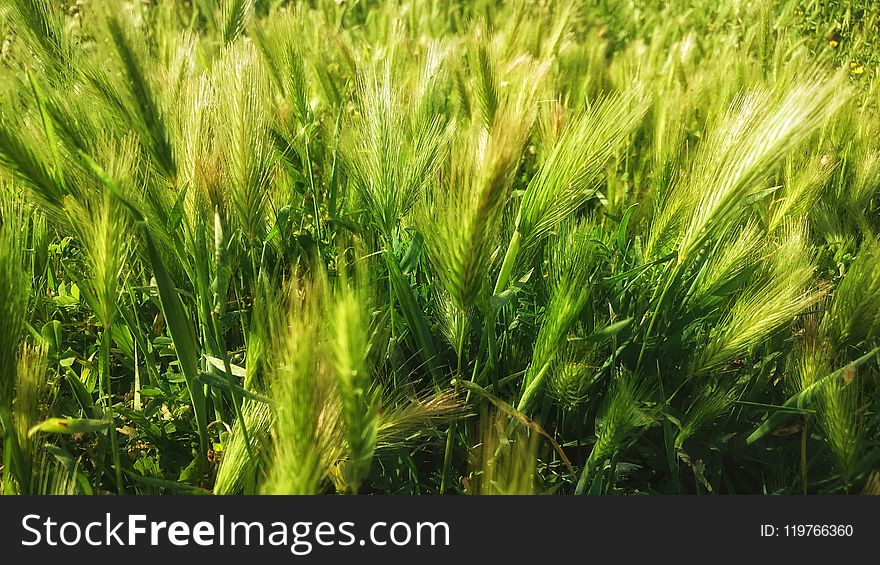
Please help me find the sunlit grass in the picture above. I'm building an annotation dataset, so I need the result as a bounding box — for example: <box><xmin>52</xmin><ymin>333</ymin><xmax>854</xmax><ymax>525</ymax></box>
<box><xmin>0</xmin><ymin>0</ymin><xmax>878</xmax><ymax>495</ymax></box>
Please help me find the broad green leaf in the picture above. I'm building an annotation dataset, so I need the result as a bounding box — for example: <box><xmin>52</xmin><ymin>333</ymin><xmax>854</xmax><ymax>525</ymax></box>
<box><xmin>166</xmin><ymin>184</ymin><xmax>189</xmax><ymax>232</ymax></box>
<box><xmin>384</xmin><ymin>249</ymin><xmax>444</xmax><ymax>388</ymax></box>
<box><xmin>28</xmin><ymin>417</ymin><xmax>110</xmax><ymax>437</ymax></box>
<box><xmin>617</xmin><ymin>203</ymin><xmax>639</xmax><ymax>252</ymax></box>
<box><xmin>400</xmin><ymin>231</ymin><xmax>425</xmax><ymax>274</ymax></box>
<box><xmin>205</xmin><ymin>355</ymin><xmax>246</xmax><ymax>378</ymax></box>
<box><xmin>144</xmin><ymin>230</ymin><xmax>209</xmax><ymax>459</ymax></box>
<box><xmin>123</xmin><ymin>469</ymin><xmax>212</xmax><ymax>494</ymax></box>
<box><xmin>64</xmin><ymin>367</ymin><xmax>96</xmax><ymax>418</ymax></box>
<box><xmin>40</xmin><ymin>320</ymin><xmax>63</xmax><ymax>362</ymax></box>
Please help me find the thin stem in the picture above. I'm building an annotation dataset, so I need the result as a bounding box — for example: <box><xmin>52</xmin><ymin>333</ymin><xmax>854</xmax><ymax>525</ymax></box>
<box><xmin>575</xmin><ymin>450</ymin><xmax>599</xmax><ymax>495</ymax></box>
<box><xmin>211</xmin><ymin>311</ymin><xmax>254</xmax><ymax>460</ymax></box>
<box><xmin>2</xmin><ymin>437</ymin><xmax>12</xmax><ymax>494</ymax></box>
<box><xmin>440</xmin><ymin>314</ymin><xmax>468</xmax><ymax>494</ymax></box>
<box><xmin>800</xmin><ymin>417</ymin><xmax>808</xmax><ymax>495</ymax></box>
<box><xmin>101</xmin><ymin>323</ymin><xmax>124</xmax><ymax>494</ymax></box>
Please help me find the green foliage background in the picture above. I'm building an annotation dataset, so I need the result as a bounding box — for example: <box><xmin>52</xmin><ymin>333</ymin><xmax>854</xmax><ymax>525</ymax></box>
<box><xmin>0</xmin><ymin>0</ymin><xmax>878</xmax><ymax>495</ymax></box>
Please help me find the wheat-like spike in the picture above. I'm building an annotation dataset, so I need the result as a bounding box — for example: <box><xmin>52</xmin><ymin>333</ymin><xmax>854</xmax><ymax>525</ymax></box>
<box><xmin>580</xmin><ymin>368</ymin><xmax>654</xmax><ymax>490</ymax></box>
<box><xmin>0</xmin><ymin>194</ymin><xmax>28</xmax><ymax>410</ymax></box>
<box><xmin>330</xmin><ymin>271</ymin><xmax>379</xmax><ymax>493</ymax></box>
<box><xmin>213</xmin><ymin>42</ymin><xmax>273</xmax><ymax>244</ymax></box>
<box><xmin>423</xmin><ymin>68</ymin><xmax>540</xmax><ymax>311</ymax></box>
<box><xmin>261</xmin><ymin>278</ymin><xmax>330</xmax><ymax>495</ymax></box>
<box><xmin>674</xmin><ymin>75</ymin><xmax>848</xmax><ymax>267</ymax></box>
<box><xmin>5</xmin><ymin>0</ymin><xmax>71</xmax><ymax>77</ymax></box>
<box><xmin>517</xmin><ymin>87</ymin><xmax>648</xmax><ymax>249</ymax></box>
<box><xmin>767</xmin><ymin>152</ymin><xmax>835</xmax><ymax>232</ymax></box>
<box><xmin>517</xmin><ymin>221</ymin><xmax>598</xmax><ymax>413</ymax></box>
<box><xmin>820</xmin><ymin>235</ymin><xmax>880</xmax><ymax>347</ymax></box>
<box><xmin>693</xmin><ymin>223</ymin><xmax>822</xmax><ymax>375</ymax></box>
<box><xmin>343</xmin><ymin>60</ymin><xmax>450</xmax><ymax>239</ymax></box>
<box><xmin>214</xmin><ymin>399</ymin><xmax>273</xmax><ymax>495</ymax></box>
<box><xmin>467</xmin><ymin>411</ymin><xmax>540</xmax><ymax>495</ymax></box>
<box><xmin>220</xmin><ymin>0</ymin><xmax>254</xmax><ymax>45</ymax></box>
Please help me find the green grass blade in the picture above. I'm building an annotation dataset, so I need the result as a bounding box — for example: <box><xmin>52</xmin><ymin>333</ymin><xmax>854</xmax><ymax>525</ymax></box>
<box><xmin>384</xmin><ymin>249</ymin><xmax>445</xmax><ymax>389</ymax></box>
<box><xmin>144</xmin><ymin>232</ymin><xmax>210</xmax><ymax>461</ymax></box>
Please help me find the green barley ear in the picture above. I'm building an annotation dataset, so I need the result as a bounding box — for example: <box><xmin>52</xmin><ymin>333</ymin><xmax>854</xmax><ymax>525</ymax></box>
<box><xmin>214</xmin><ymin>399</ymin><xmax>273</xmax><ymax>495</ymax></box>
<box><xmin>342</xmin><ymin>60</ymin><xmax>451</xmax><ymax>239</ymax></box>
<box><xmin>576</xmin><ymin>368</ymin><xmax>654</xmax><ymax>494</ymax></box>
<box><xmin>251</xmin><ymin>9</ymin><xmax>311</xmax><ymax>126</ymax></box>
<box><xmin>517</xmin><ymin>88</ymin><xmax>648</xmax><ymax>248</ymax></box>
<box><xmin>863</xmin><ymin>471</ymin><xmax>880</xmax><ymax>495</ymax></box>
<box><xmin>61</xmin><ymin>136</ymin><xmax>136</xmax><ymax>378</ymax></box>
<box><xmin>423</xmin><ymin>79</ymin><xmax>539</xmax><ymax>312</ymax></box>
<box><xmin>792</xmin><ymin>319</ymin><xmax>832</xmax><ymax>393</ymax></box>
<box><xmin>14</xmin><ymin>343</ymin><xmax>48</xmax><ymax>462</ymax></box>
<box><xmin>0</xmin><ymin>194</ymin><xmax>31</xmax><ymax>494</ymax></box>
<box><xmin>434</xmin><ymin>286</ymin><xmax>469</xmax><ymax>355</ymax></box>
<box><xmin>832</xmin><ymin>113</ymin><xmax>880</xmax><ymax>221</ymax></box>
<box><xmin>214</xmin><ymin>276</ymin><xmax>276</xmax><ymax>495</ymax></box>
<box><xmin>5</xmin><ymin>0</ymin><xmax>71</xmax><ymax>78</ymax></box>
<box><xmin>220</xmin><ymin>0</ymin><xmax>253</xmax><ymax>45</ymax></box>
<box><xmin>517</xmin><ymin>221</ymin><xmax>599</xmax><ymax>413</ymax></box>
<box><xmin>0</xmin><ymin>196</ymin><xmax>27</xmax><ymax>410</ymax></box>
<box><xmin>815</xmin><ymin>368</ymin><xmax>867</xmax><ymax>490</ymax></box>
<box><xmin>65</xmin><ymin>191</ymin><xmax>130</xmax><ymax>330</ymax></box>
<box><xmin>684</xmin><ymin>221</ymin><xmax>763</xmax><ymax>311</ymax></box>
<box><xmin>261</xmin><ymin>278</ymin><xmax>332</xmax><ymax>495</ymax></box>
<box><xmin>850</xmin><ymin>148</ymin><xmax>880</xmax><ymax>217</ymax></box>
<box><xmin>546</xmin><ymin>346</ymin><xmax>595</xmax><ymax>411</ymax></box>
<box><xmin>213</xmin><ymin>42</ymin><xmax>272</xmax><ymax>245</ymax></box>
<box><xmin>767</xmin><ymin>153</ymin><xmax>835</xmax><ymax>233</ymax></box>
<box><xmin>788</xmin><ymin>312</ymin><xmax>871</xmax><ymax>490</ymax></box>
<box><xmin>820</xmin><ymin>236</ymin><xmax>880</xmax><ymax>347</ymax></box>
<box><xmin>468</xmin><ymin>32</ymin><xmax>499</xmax><ymax>129</ymax></box>
<box><xmin>5</xmin><ymin>330</ymin><xmax>48</xmax><ymax>496</ymax></box>
<box><xmin>0</xmin><ymin>112</ymin><xmax>66</xmax><ymax>212</ymax></box>
<box><xmin>92</xmin><ymin>12</ymin><xmax>177</xmax><ymax>181</ymax></box>
<box><xmin>467</xmin><ymin>410</ymin><xmax>540</xmax><ymax>495</ymax></box>
<box><xmin>242</xmin><ymin>273</ymin><xmax>272</xmax><ymax>392</ymax></box>
<box><xmin>675</xmin><ymin>380</ymin><xmax>740</xmax><ymax>449</ymax></box>
<box><xmin>375</xmin><ymin>389</ymin><xmax>468</xmax><ymax>449</ymax></box>
<box><xmin>667</xmin><ymin>75</ymin><xmax>847</xmax><ymax>266</ymax></box>
<box><xmin>330</xmin><ymin>269</ymin><xmax>379</xmax><ymax>494</ymax></box>
<box><xmin>495</xmin><ymin>87</ymin><xmax>647</xmax><ymax>294</ymax></box>
<box><xmin>692</xmin><ymin>223</ymin><xmax>822</xmax><ymax>376</ymax></box>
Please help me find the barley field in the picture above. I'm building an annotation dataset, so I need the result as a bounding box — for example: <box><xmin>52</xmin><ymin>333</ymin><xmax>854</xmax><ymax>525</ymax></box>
<box><xmin>0</xmin><ymin>0</ymin><xmax>878</xmax><ymax>495</ymax></box>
